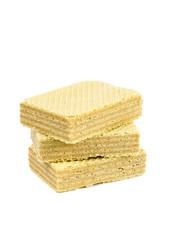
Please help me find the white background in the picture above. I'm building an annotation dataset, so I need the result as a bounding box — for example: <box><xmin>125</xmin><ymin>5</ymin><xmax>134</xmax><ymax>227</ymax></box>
<box><xmin>0</xmin><ymin>1</ymin><xmax>180</xmax><ymax>239</ymax></box>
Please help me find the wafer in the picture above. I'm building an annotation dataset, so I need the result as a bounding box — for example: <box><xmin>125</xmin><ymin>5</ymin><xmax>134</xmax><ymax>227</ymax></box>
<box><xmin>29</xmin><ymin>145</ymin><xmax>146</xmax><ymax>193</ymax></box>
<box><xmin>31</xmin><ymin>123</ymin><xmax>140</xmax><ymax>162</ymax></box>
<box><xmin>21</xmin><ymin>81</ymin><xmax>142</xmax><ymax>143</ymax></box>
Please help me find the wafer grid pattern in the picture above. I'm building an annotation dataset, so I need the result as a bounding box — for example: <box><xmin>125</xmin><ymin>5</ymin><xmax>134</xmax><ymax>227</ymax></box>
<box><xmin>24</xmin><ymin>81</ymin><xmax>142</xmax><ymax>116</ymax></box>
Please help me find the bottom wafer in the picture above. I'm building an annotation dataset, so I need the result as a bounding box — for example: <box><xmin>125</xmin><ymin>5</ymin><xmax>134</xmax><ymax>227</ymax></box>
<box><xmin>29</xmin><ymin>145</ymin><xmax>146</xmax><ymax>193</ymax></box>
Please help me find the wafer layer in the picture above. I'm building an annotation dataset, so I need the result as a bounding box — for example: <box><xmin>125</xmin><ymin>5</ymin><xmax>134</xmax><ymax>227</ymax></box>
<box><xmin>21</xmin><ymin>81</ymin><xmax>142</xmax><ymax>143</ymax></box>
<box><xmin>29</xmin><ymin>145</ymin><xmax>146</xmax><ymax>193</ymax></box>
<box><xmin>31</xmin><ymin>123</ymin><xmax>140</xmax><ymax>162</ymax></box>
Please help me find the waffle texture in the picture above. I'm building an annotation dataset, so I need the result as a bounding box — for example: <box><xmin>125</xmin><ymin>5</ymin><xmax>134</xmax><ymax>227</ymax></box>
<box><xmin>31</xmin><ymin>123</ymin><xmax>140</xmax><ymax>162</ymax></box>
<box><xmin>20</xmin><ymin>81</ymin><xmax>142</xmax><ymax>143</ymax></box>
<box><xmin>29</xmin><ymin>145</ymin><xmax>146</xmax><ymax>193</ymax></box>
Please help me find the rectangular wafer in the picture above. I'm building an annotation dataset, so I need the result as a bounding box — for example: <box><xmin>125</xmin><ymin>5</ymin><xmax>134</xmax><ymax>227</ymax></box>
<box><xmin>29</xmin><ymin>145</ymin><xmax>146</xmax><ymax>193</ymax></box>
<box><xmin>21</xmin><ymin>81</ymin><xmax>142</xmax><ymax>143</ymax></box>
<box><xmin>31</xmin><ymin>123</ymin><xmax>140</xmax><ymax>162</ymax></box>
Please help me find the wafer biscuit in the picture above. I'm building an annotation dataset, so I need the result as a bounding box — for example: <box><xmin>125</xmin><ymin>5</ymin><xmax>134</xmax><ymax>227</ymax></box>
<box><xmin>31</xmin><ymin>123</ymin><xmax>140</xmax><ymax>162</ymax></box>
<box><xmin>29</xmin><ymin>145</ymin><xmax>146</xmax><ymax>193</ymax></box>
<box><xmin>21</xmin><ymin>81</ymin><xmax>142</xmax><ymax>143</ymax></box>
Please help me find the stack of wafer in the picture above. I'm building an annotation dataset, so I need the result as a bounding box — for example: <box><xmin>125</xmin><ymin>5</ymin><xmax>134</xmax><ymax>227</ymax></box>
<box><xmin>20</xmin><ymin>81</ymin><xmax>146</xmax><ymax>192</ymax></box>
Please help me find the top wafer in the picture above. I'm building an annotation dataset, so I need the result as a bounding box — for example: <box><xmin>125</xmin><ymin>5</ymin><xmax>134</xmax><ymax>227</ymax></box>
<box><xmin>20</xmin><ymin>81</ymin><xmax>142</xmax><ymax>143</ymax></box>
